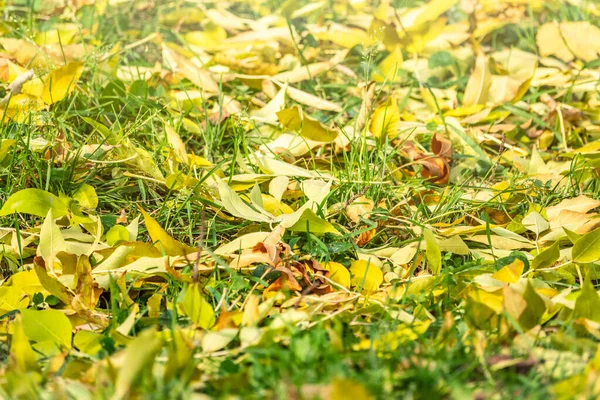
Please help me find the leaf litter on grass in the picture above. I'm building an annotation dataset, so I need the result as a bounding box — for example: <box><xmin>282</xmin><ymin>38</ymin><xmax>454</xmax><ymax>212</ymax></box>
<box><xmin>0</xmin><ymin>0</ymin><xmax>600</xmax><ymax>398</ymax></box>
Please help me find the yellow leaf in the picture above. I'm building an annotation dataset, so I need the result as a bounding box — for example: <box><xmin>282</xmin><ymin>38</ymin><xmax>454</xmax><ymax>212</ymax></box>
<box><xmin>73</xmin><ymin>184</ymin><xmax>98</xmax><ymax>209</ymax></box>
<box><xmin>139</xmin><ymin>207</ymin><xmax>197</xmax><ymax>256</ymax></box>
<box><xmin>113</xmin><ymin>328</ymin><xmax>163</xmax><ymax>400</ymax></box>
<box><xmin>188</xmin><ymin>153</ymin><xmax>213</xmax><ymax>168</ymax></box>
<box><xmin>350</xmin><ymin>259</ymin><xmax>383</xmax><ymax>293</ymax></box>
<box><xmin>164</xmin><ymin>123</ymin><xmax>189</xmax><ymax>164</ymax></box>
<box><xmin>491</xmin><ymin>259</ymin><xmax>525</xmax><ymax>284</ymax></box>
<box><xmin>369</xmin><ymin>97</ymin><xmax>400</xmax><ymax>138</ymax></box>
<box><xmin>312</xmin><ymin>24</ymin><xmax>372</xmax><ymax>49</ymax></box>
<box><xmin>463</xmin><ymin>53</ymin><xmax>491</xmax><ymax>107</ymax></box>
<box><xmin>261</xmin><ymin>194</ymin><xmax>294</xmax><ymax>216</ymax></box>
<box><xmin>324</xmin><ymin>261</ymin><xmax>351</xmax><ymax>288</ymax></box>
<box><xmin>9</xmin><ymin>317</ymin><xmax>40</xmax><ymax>373</ymax></box>
<box><xmin>0</xmin><ymin>286</ymin><xmax>30</xmax><ymax>314</ymax></box>
<box><xmin>410</xmin><ymin>0</ymin><xmax>459</xmax><ymax>28</ymax></box>
<box><xmin>202</xmin><ymin>329</ymin><xmax>237</xmax><ymax>353</ymax></box>
<box><xmin>284</xmin><ymin>84</ymin><xmax>343</xmax><ymax>112</ymax></box>
<box><xmin>537</xmin><ymin>22</ymin><xmax>600</xmax><ymax>62</ymax></box>
<box><xmin>185</xmin><ymin>23</ymin><xmax>227</xmax><ymax>51</ymax></box>
<box><xmin>330</xmin><ymin>378</ymin><xmax>373</xmax><ymax>400</ymax></box>
<box><xmin>180</xmin><ymin>283</ymin><xmax>215</xmax><ymax>329</ymax></box>
<box><xmin>546</xmin><ymin>195</ymin><xmax>600</xmax><ymax>221</ymax></box>
<box><xmin>8</xmin><ymin>269</ymin><xmax>48</xmax><ymax>298</ymax></box>
<box><xmin>147</xmin><ymin>293</ymin><xmax>162</xmax><ymax>318</ymax></box>
<box><xmin>277</xmin><ymin>106</ymin><xmax>338</xmax><ymax>142</ymax></box>
<box><xmin>368</xmin><ymin>18</ymin><xmax>400</xmax><ymax>52</ymax></box>
<box><xmin>37</xmin><ymin>209</ymin><xmax>66</xmax><ymax>272</ymax></box>
<box><xmin>404</xmin><ymin>18</ymin><xmax>447</xmax><ymax>53</ymax></box>
<box><xmin>21</xmin><ymin>77</ymin><xmax>43</xmax><ymax>98</ymax></box>
<box><xmin>373</xmin><ymin>46</ymin><xmax>403</xmax><ymax>83</ymax></box>
<box><xmin>423</xmin><ymin>229</ymin><xmax>442</xmax><ymax>275</ymax></box>
<box><xmin>41</xmin><ymin>62</ymin><xmax>84</xmax><ymax>105</ymax></box>
<box><xmin>3</xmin><ymin>94</ymin><xmax>44</xmax><ymax>123</ymax></box>
<box><xmin>6</xmin><ymin>59</ymin><xmax>28</xmax><ymax>82</ymax></box>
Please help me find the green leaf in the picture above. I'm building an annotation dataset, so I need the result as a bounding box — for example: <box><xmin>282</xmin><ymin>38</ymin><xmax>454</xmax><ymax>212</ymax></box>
<box><xmin>73</xmin><ymin>184</ymin><xmax>98</xmax><ymax>209</ymax></box>
<box><xmin>0</xmin><ymin>188</ymin><xmax>69</xmax><ymax>218</ymax></box>
<box><xmin>180</xmin><ymin>283</ymin><xmax>215</xmax><ymax>330</ymax></box>
<box><xmin>423</xmin><ymin>229</ymin><xmax>441</xmax><ymax>275</ymax></box>
<box><xmin>106</xmin><ymin>225</ymin><xmax>130</xmax><ymax>246</ymax></box>
<box><xmin>73</xmin><ymin>330</ymin><xmax>103</xmax><ymax>356</ymax></box>
<box><xmin>428</xmin><ymin>50</ymin><xmax>456</xmax><ymax>69</ymax></box>
<box><xmin>113</xmin><ymin>327</ymin><xmax>163</xmax><ymax>400</ymax></box>
<box><xmin>287</xmin><ymin>208</ymin><xmax>339</xmax><ymax>235</ymax></box>
<box><xmin>20</xmin><ymin>309</ymin><xmax>72</xmax><ymax>350</ymax></box>
<box><xmin>37</xmin><ymin>209</ymin><xmax>67</xmax><ymax>271</ymax></box>
<box><xmin>573</xmin><ymin>277</ymin><xmax>600</xmax><ymax>322</ymax></box>
<box><xmin>572</xmin><ymin>227</ymin><xmax>600</xmax><ymax>263</ymax></box>
<box><xmin>9</xmin><ymin>317</ymin><xmax>40</xmax><ymax>373</ymax></box>
<box><xmin>520</xmin><ymin>280</ymin><xmax>547</xmax><ymax>330</ymax></box>
<box><xmin>532</xmin><ymin>241</ymin><xmax>560</xmax><ymax>270</ymax></box>
<box><xmin>563</xmin><ymin>226</ymin><xmax>581</xmax><ymax>245</ymax></box>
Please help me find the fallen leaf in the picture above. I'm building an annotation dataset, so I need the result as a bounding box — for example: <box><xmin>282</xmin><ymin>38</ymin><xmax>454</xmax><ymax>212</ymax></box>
<box><xmin>463</xmin><ymin>53</ymin><xmax>491</xmax><ymax>107</ymax></box>
<box><xmin>350</xmin><ymin>259</ymin><xmax>383</xmax><ymax>293</ymax></box>
<box><xmin>139</xmin><ymin>207</ymin><xmax>197</xmax><ymax>256</ymax></box>
<box><xmin>369</xmin><ymin>97</ymin><xmax>400</xmax><ymax>138</ymax></box>
<box><xmin>42</xmin><ymin>62</ymin><xmax>84</xmax><ymax>104</ymax></box>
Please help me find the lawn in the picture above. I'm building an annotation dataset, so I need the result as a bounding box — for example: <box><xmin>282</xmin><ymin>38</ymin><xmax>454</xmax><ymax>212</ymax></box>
<box><xmin>1</xmin><ymin>0</ymin><xmax>600</xmax><ymax>398</ymax></box>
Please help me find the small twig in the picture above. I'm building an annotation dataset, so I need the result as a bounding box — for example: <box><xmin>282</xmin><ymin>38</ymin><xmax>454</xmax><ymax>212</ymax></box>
<box><xmin>98</xmin><ymin>32</ymin><xmax>159</xmax><ymax>63</ymax></box>
<box><xmin>0</xmin><ymin>69</ymin><xmax>35</xmax><ymax>105</ymax></box>
<box><xmin>344</xmin><ymin>185</ymin><xmax>371</xmax><ymax>208</ymax></box>
<box><xmin>86</xmin><ymin>153</ymin><xmax>137</xmax><ymax>164</ymax></box>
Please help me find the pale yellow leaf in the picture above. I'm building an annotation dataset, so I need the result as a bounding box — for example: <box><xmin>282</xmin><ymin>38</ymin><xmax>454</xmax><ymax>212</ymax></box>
<box><xmin>463</xmin><ymin>53</ymin><xmax>491</xmax><ymax>107</ymax></box>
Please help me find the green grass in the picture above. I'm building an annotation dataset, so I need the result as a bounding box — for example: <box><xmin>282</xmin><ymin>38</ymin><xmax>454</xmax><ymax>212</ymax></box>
<box><xmin>0</xmin><ymin>0</ymin><xmax>600</xmax><ymax>399</ymax></box>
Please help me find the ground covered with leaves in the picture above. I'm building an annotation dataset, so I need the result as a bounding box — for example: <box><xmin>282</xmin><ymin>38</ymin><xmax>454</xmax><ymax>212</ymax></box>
<box><xmin>1</xmin><ymin>0</ymin><xmax>600</xmax><ymax>398</ymax></box>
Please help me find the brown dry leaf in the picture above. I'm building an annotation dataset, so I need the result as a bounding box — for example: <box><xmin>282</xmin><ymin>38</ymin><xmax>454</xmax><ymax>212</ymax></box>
<box><xmin>263</xmin><ymin>257</ymin><xmax>332</xmax><ymax>297</ymax></box>
<box><xmin>431</xmin><ymin>132</ymin><xmax>453</xmax><ymax>160</ymax></box>
<box><xmin>401</xmin><ymin>142</ymin><xmax>450</xmax><ymax>184</ymax></box>
<box><xmin>355</xmin><ymin>228</ymin><xmax>377</xmax><ymax>247</ymax></box>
